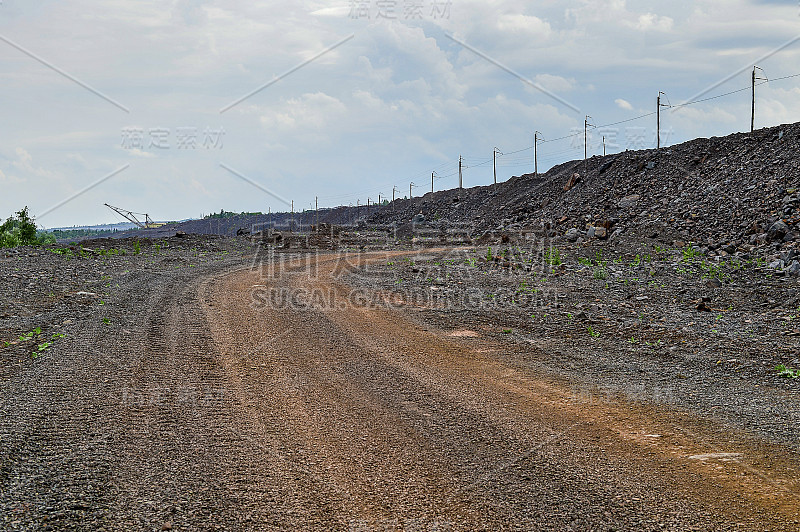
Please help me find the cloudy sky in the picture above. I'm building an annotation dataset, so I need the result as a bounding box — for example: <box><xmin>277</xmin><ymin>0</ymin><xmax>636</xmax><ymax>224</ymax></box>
<box><xmin>1</xmin><ymin>0</ymin><xmax>800</xmax><ymax>227</ymax></box>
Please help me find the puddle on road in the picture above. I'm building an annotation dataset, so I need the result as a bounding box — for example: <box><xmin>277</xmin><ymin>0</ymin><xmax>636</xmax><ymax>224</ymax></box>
<box><xmin>448</xmin><ymin>330</ymin><xmax>480</xmax><ymax>338</ymax></box>
<box><xmin>687</xmin><ymin>453</ymin><xmax>742</xmax><ymax>461</ymax></box>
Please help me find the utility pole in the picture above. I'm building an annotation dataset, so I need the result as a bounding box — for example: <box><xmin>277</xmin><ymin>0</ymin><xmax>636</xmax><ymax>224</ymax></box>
<box><xmin>584</xmin><ymin>116</ymin><xmax>594</xmax><ymax>175</ymax></box>
<box><xmin>367</xmin><ymin>197</ymin><xmax>371</xmax><ymax>218</ymax></box>
<box><xmin>291</xmin><ymin>200</ymin><xmax>294</xmax><ymax>232</ymax></box>
<box><xmin>493</xmin><ymin>147</ymin><xmax>502</xmax><ymax>185</ymax></box>
<box><xmin>458</xmin><ymin>156</ymin><xmax>463</xmax><ymax>188</ymax></box>
<box><xmin>534</xmin><ymin>131</ymin><xmax>542</xmax><ymax>176</ymax></box>
<box><xmin>393</xmin><ymin>186</ymin><xmax>398</xmax><ymax>212</ymax></box>
<box><xmin>315</xmin><ymin>196</ymin><xmax>318</xmax><ymax>230</ymax></box>
<box><xmin>431</xmin><ymin>172</ymin><xmax>435</xmax><ymax>193</ymax></box>
<box><xmin>602</xmin><ymin>136</ymin><xmax>606</xmax><ymax>156</ymax></box>
<box><xmin>752</xmin><ymin>66</ymin><xmax>767</xmax><ymax>133</ymax></box>
<box><xmin>410</xmin><ymin>182</ymin><xmax>413</xmax><ymax>199</ymax></box>
<box><xmin>657</xmin><ymin>91</ymin><xmax>670</xmax><ymax>149</ymax></box>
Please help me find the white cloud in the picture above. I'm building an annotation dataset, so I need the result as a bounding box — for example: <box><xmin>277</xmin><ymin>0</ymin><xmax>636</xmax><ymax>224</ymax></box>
<box><xmin>615</xmin><ymin>98</ymin><xmax>633</xmax><ymax>110</ymax></box>
<box><xmin>12</xmin><ymin>148</ymin><xmax>58</xmax><ymax>180</ymax></box>
<box><xmin>496</xmin><ymin>14</ymin><xmax>552</xmax><ymax>39</ymax></box>
<box><xmin>626</xmin><ymin>13</ymin><xmax>674</xmax><ymax>32</ymax></box>
<box><xmin>125</xmin><ymin>148</ymin><xmax>158</xmax><ymax>159</ymax></box>
<box><xmin>259</xmin><ymin>92</ymin><xmax>347</xmax><ymax>131</ymax></box>
<box><xmin>0</xmin><ymin>168</ymin><xmax>24</xmax><ymax>184</ymax></box>
<box><xmin>533</xmin><ymin>74</ymin><xmax>576</xmax><ymax>93</ymax></box>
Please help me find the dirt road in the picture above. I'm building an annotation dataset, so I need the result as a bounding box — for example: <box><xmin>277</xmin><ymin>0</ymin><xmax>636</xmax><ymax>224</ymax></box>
<box><xmin>3</xmin><ymin>249</ymin><xmax>800</xmax><ymax>530</ymax></box>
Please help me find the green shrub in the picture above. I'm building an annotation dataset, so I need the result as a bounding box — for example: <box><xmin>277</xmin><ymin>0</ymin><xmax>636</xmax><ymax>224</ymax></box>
<box><xmin>0</xmin><ymin>207</ymin><xmax>50</xmax><ymax>248</ymax></box>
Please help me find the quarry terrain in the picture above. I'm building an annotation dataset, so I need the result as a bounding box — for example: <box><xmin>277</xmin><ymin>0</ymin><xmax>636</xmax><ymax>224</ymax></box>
<box><xmin>3</xmin><ymin>123</ymin><xmax>800</xmax><ymax>530</ymax></box>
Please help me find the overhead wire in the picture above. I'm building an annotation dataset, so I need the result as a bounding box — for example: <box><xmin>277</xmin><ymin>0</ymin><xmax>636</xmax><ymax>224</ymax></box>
<box><xmin>314</xmin><ymin>71</ymin><xmax>800</xmax><ymax>209</ymax></box>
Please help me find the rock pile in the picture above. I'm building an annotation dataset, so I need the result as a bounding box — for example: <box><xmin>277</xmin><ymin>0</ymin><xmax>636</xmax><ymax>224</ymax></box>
<box><xmin>368</xmin><ymin>122</ymin><xmax>800</xmax><ymax>274</ymax></box>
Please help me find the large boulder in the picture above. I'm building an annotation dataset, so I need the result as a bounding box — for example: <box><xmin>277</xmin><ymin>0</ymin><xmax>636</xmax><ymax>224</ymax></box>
<box><xmin>768</xmin><ymin>220</ymin><xmax>789</xmax><ymax>241</ymax></box>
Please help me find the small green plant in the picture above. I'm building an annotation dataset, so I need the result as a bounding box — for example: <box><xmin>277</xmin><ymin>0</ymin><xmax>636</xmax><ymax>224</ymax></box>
<box><xmin>700</xmin><ymin>261</ymin><xmax>730</xmax><ymax>282</ymax></box>
<box><xmin>631</xmin><ymin>254</ymin><xmax>641</xmax><ymax>268</ymax></box>
<box><xmin>776</xmin><ymin>364</ymin><xmax>800</xmax><ymax>379</ymax></box>
<box><xmin>628</xmin><ymin>336</ymin><xmax>639</xmax><ymax>344</ymax></box>
<box><xmin>102</xmin><ymin>317</ymin><xmax>111</xmax><ymax>324</ymax></box>
<box><xmin>133</xmin><ymin>239</ymin><xmax>141</xmax><ymax>255</ymax></box>
<box><xmin>593</xmin><ymin>265</ymin><xmax>608</xmax><ymax>280</ymax></box>
<box><xmin>517</xmin><ymin>281</ymin><xmax>538</xmax><ymax>293</ymax></box>
<box><xmin>578</xmin><ymin>257</ymin><xmax>592</xmax><ymax>266</ymax></box>
<box><xmin>18</xmin><ymin>327</ymin><xmax>41</xmax><ymax>342</ymax></box>
<box><xmin>486</xmin><ymin>246</ymin><xmax>493</xmax><ymax>261</ymax></box>
<box><xmin>587</xmin><ymin>326</ymin><xmax>599</xmax><ymax>338</ymax></box>
<box><xmin>502</xmin><ymin>328</ymin><xmax>512</xmax><ymax>334</ymax></box>
<box><xmin>682</xmin><ymin>246</ymin><xmax>701</xmax><ymax>263</ymax></box>
<box><xmin>544</xmin><ymin>247</ymin><xmax>562</xmax><ymax>266</ymax></box>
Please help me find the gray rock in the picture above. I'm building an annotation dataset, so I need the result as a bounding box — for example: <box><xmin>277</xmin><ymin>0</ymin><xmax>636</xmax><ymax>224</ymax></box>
<box><xmin>565</xmin><ymin>228</ymin><xmax>579</xmax><ymax>242</ymax></box>
<box><xmin>618</xmin><ymin>195</ymin><xmax>641</xmax><ymax>208</ymax></box>
<box><xmin>768</xmin><ymin>220</ymin><xmax>789</xmax><ymax>241</ymax></box>
<box><xmin>781</xmin><ymin>249</ymin><xmax>797</xmax><ymax>263</ymax></box>
<box><xmin>786</xmin><ymin>260</ymin><xmax>800</xmax><ymax>276</ymax></box>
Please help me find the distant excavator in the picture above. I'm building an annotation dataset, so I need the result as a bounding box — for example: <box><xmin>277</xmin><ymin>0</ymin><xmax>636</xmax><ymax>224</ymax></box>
<box><xmin>104</xmin><ymin>203</ymin><xmax>164</xmax><ymax>229</ymax></box>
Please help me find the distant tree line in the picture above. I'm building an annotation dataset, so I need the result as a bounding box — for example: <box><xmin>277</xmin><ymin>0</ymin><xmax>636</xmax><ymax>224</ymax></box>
<box><xmin>204</xmin><ymin>209</ymin><xmax>264</xmax><ymax>220</ymax></box>
<box><xmin>49</xmin><ymin>228</ymin><xmax>115</xmax><ymax>240</ymax></box>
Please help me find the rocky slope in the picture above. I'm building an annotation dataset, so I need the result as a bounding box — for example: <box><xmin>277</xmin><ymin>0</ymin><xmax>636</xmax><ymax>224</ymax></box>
<box><xmin>372</xmin><ymin>123</ymin><xmax>799</xmax><ymax>241</ymax></box>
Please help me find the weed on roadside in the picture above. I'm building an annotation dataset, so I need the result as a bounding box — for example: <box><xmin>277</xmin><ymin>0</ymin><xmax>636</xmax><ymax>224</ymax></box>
<box><xmin>776</xmin><ymin>364</ymin><xmax>800</xmax><ymax>379</ymax></box>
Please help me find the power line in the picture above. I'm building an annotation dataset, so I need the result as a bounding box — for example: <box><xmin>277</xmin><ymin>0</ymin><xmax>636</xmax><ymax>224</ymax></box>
<box><xmin>310</xmin><ymin>69</ymin><xmax>800</xmax><ymax>212</ymax></box>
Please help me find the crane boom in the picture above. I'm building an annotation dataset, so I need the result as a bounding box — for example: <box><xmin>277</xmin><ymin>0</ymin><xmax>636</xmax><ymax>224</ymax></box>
<box><xmin>104</xmin><ymin>203</ymin><xmax>155</xmax><ymax>229</ymax></box>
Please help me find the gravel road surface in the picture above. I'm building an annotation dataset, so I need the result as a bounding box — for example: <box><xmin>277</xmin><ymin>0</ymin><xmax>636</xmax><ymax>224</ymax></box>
<box><xmin>2</xmin><ymin>245</ymin><xmax>799</xmax><ymax>530</ymax></box>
